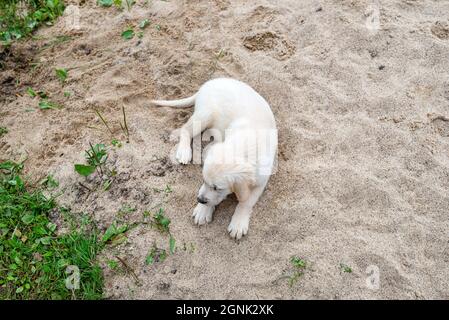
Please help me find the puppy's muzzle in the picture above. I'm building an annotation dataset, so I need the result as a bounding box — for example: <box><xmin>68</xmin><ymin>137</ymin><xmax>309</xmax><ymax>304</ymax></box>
<box><xmin>197</xmin><ymin>196</ymin><xmax>208</xmax><ymax>204</ymax></box>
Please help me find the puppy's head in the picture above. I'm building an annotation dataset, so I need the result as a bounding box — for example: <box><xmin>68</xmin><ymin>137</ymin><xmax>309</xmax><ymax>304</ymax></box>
<box><xmin>197</xmin><ymin>144</ymin><xmax>257</xmax><ymax>206</ymax></box>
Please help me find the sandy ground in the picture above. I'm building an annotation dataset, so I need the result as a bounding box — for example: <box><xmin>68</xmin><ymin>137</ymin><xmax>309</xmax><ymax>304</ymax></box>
<box><xmin>1</xmin><ymin>0</ymin><xmax>449</xmax><ymax>299</ymax></box>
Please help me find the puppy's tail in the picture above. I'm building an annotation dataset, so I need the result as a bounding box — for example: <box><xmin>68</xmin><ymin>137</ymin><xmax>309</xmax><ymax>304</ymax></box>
<box><xmin>150</xmin><ymin>93</ymin><xmax>197</xmax><ymax>108</ymax></box>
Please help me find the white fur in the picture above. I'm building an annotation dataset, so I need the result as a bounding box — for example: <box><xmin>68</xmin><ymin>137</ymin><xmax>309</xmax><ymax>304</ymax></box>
<box><xmin>151</xmin><ymin>78</ymin><xmax>277</xmax><ymax>240</ymax></box>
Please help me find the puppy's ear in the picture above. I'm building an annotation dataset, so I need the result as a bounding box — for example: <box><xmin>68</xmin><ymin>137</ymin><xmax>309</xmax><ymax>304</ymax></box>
<box><xmin>228</xmin><ymin>161</ymin><xmax>257</xmax><ymax>203</ymax></box>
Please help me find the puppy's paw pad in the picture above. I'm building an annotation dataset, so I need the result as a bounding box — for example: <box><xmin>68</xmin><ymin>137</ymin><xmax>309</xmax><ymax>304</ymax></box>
<box><xmin>192</xmin><ymin>205</ymin><xmax>214</xmax><ymax>225</ymax></box>
<box><xmin>176</xmin><ymin>146</ymin><xmax>192</xmax><ymax>164</ymax></box>
<box><xmin>227</xmin><ymin>216</ymin><xmax>249</xmax><ymax>240</ymax></box>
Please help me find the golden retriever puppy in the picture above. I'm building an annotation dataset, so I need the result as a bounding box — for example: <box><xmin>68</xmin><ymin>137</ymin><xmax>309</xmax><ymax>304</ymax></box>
<box><xmin>151</xmin><ymin>78</ymin><xmax>277</xmax><ymax>239</ymax></box>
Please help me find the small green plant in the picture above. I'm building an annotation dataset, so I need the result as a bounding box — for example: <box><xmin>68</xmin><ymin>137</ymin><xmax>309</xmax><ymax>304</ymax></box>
<box><xmin>39</xmin><ymin>174</ymin><xmax>59</xmax><ymax>189</ymax></box>
<box><xmin>288</xmin><ymin>256</ymin><xmax>307</xmax><ymax>286</ymax></box>
<box><xmin>107</xmin><ymin>259</ymin><xmax>119</xmax><ymax>270</ymax></box>
<box><xmin>145</xmin><ymin>244</ymin><xmax>167</xmax><ymax>265</ymax></box>
<box><xmin>139</xmin><ymin>19</ymin><xmax>150</xmax><ymax>29</ymax></box>
<box><xmin>55</xmin><ymin>68</ymin><xmax>68</xmax><ymax>83</ymax></box>
<box><xmin>340</xmin><ymin>263</ymin><xmax>352</xmax><ymax>273</ymax></box>
<box><xmin>150</xmin><ymin>208</ymin><xmax>171</xmax><ymax>234</ymax></box>
<box><xmin>111</xmin><ymin>138</ymin><xmax>122</xmax><ymax>148</ymax></box>
<box><xmin>113</xmin><ymin>0</ymin><xmax>122</xmax><ymax>9</ymax></box>
<box><xmin>38</xmin><ymin>100</ymin><xmax>61</xmax><ymax>110</ymax></box>
<box><xmin>27</xmin><ymin>87</ymin><xmax>60</xmax><ymax>110</ymax></box>
<box><xmin>101</xmin><ymin>222</ymin><xmax>129</xmax><ymax>246</ymax></box>
<box><xmin>74</xmin><ymin>143</ymin><xmax>108</xmax><ymax>177</ymax></box>
<box><xmin>121</xmin><ymin>27</ymin><xmax>134</xmax><ymax>40</ymax></box>
<box><xmin>0</xmin><ymin>126</ymin><xmax>7</xmax><ymax>137</ymax></box>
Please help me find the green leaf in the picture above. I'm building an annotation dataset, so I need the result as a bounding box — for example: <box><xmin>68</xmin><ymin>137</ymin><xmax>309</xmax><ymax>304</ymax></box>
<box><xmin>47</xmin><ymin>222</ymin><xmax>57</xmax><ymax>233</ymax></box>
<box><xmin>21</xmin><ymin>214</ymin><xmax>34</xmax><ymax>225</ymax></box>
<box><xmin>169</xmin><ymin>235</ymin><xmax>175</xmax><ymax>254</ymax></box>
<box><xmin>103</xmin><ymin>179</ymin><xmax>112</xmax><ymax>191</ymax></box>
<box><xmin>16</xmin><ymin>286</ymin><xmax>24</xmax><ymax>294</ymax></box>
<box><xmin>107</xmin><ymin>260</ymin><xmax>118</xmax><ymax>269</ymax></box>
<box><xmin>39</xmin><ymin>237</ymin><xmax>51</xmax><ymax>245</ymax></box>
<box><xmin>139</xmin><ymin>19</ymin><xmax>150</xmax><ymax>29</ymax></box>
<box><xmin>39</xmin><ymin>100</ymin><xmax>60</xmax><ymax>110</ymax></box>
<box><xmin>74</xmin><ymin>164</ymin><xmax>96</xmax><ymax>177</ymax></box>
<box><xmin>102</xmin><ymin>223</ymin><xmax>128</xmax><ymax>243</ymax></box>
<box><xmin>27</xmin><ymin>87</ymin><xmax>37</xmax><ymax>97</ymax></box>
<box><xmin>55</xmin><ymin>68</ymin><xmax>68</xmax><ymax>83</ymax></box>
<box><xmin>121</xmin><ymin>28</ymin><xmax>134</xmax><ymax>40</ymax></box>
<box><xmin>98</xmin><ymin>0</ymin><xmax>113</xmax><ymax>6</ymax></box>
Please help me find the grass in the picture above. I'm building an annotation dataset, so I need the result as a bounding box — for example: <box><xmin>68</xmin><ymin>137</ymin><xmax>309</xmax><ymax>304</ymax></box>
<box><xmin>0</xmin><ymin>127</ymin><xmax>8</xmax><ymax>137</ymax></box>
<box><xmin>340</xmin><ymin>263</ymin><xmax>352</xmax><ymax>273</ymax></box>
<box><xmin>93</xmin><ymin>106</ymin><xmax>130</xmax><ymax>145</ymax></box>
<box><xmin>288</xmin><ymin>256</ymin><xmax>307</xmax><ymax>286</ymax></box>
<box><xmin>0</xmin><ymin>0</ymin><xmax>65</xmax><ymax>45</ymax></box>
<box><xmin>0</xmin><ymin>160</ymin><xmax>104</xmax><ymax>299</ymax></box>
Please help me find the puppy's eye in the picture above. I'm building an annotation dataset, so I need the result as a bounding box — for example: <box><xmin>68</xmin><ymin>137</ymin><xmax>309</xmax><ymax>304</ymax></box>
<box><xmin>213</xmin><ymin>185</ymin><xmax>219</xmax><ymax>191</ymax></box>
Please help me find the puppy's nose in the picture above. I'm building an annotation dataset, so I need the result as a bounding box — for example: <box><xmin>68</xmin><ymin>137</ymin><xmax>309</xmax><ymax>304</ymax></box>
<box><xmin>197</xmin><ymin>196</ymin><xmax>208</xmax><ymax>204</ymax></box>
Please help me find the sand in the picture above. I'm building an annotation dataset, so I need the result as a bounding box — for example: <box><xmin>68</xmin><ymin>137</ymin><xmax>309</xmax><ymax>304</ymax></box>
<box><xmin>1</xmin><ymin>0</ymin><xmax>449</xmax><ymax>299</ymax></box>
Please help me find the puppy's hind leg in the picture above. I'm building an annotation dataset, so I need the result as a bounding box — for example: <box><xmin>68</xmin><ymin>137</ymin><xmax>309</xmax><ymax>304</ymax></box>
<box><xmin>176</xmin><ymin>112</ymin><xmax>211</xmax><ymax>164</ymax></box>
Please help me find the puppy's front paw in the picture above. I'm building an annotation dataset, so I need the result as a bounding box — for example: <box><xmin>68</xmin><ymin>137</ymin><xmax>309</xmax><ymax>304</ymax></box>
<box><xmin>192</xmin><ymin>204</ymin><xmax>214</xmax><ymax>225</ymax></box>
<box><xmin>176</xmin><ymin>145</ymin><xmax>192</xmax><ymax>164</ymax></box>
<box><xmin>227</xmin><ymin>214</ymin><xmax>250</xmax><ymax>240</ymax></box>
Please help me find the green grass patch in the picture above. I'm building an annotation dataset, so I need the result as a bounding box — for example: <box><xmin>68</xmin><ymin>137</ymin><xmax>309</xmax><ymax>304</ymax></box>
<box><xmin>0</xmin><ymin>160</ymin><xmax>104</xmax><ymax>299</ymax></box>
<box><xmin>0</xmin><ymin>127</ymin><xmax>8</xmax><ymax>137</ymax></box>
<box><xmin>0</xmin><ymin>0</ymin><xmax>66</xmax><ymax>45</ymax></box>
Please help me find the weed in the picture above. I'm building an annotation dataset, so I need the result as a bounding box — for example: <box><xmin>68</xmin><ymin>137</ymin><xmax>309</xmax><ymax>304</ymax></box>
<box><xmin>120</xmin><ymin>106</ymin><xmax>130</xmax><ymax>142</ymax></box>
<box><xmin>55</xmin><ymin>68</ymin><xmax>68</xmax><ymax>83</ymax></box>
<box><xmin>101</xmin><ymin>222</ymin><xmax>128</xmax><ymax>246</ymax></box>
<box><xmin>0</xmin><ymin>0</ymin><xmax>65</xmax><ymax>45</ymax></box>
<box><xmin>39</xmin><ymin>174</ymin><xmax>59</xmax><ymax>189</ymax></box>
<box><xmin>38</xmin><ymin>100</ymin><xmax>61</xmax><ymax>110</ymax></box>
<box><xmin>288</xmin><ymin>256</ymin><xmax>307</xmax><ymax>286</ymax></box>
<box><xmin>113</xmin><ymin>0</ymin><xmax>122</xmax><ymax>9</ymax></box>
<box><xmin>94</xmin><ymin>107</ymin><xmax>129</xmax><ymax>144</ymax></box>
<box><xmin>340</xmin><ymin>263</ymin><xmax>352</xmax><ymax>273</ymax></box>
<box><xmin>139</xmin><ymin>19</ymin><xmax>150</xmax><ymax>29</ymax></box>
<box><xmin>121</xmin><ymin>27</ymin><xmax>134</xmax><ymax>40</ymax></box>
<box><xmin>0</xmin><ymin>127</ymin><xmax>7</xmax><ymax>137</ymax></box>
<box><xmin>107</xmin><ymin>259</ymin><xmax>118</xmax><ymax>270</ymax></box>
<box><xmin>145</xmin><ymin>244</ymin><xmax>167</xmax><ymax>265</ymax></box>
<box><xmin>111</xmin><ymin>138</ymin><xmax>122</xmax><ymax>148</ymax></box>
<box><xmin>0</xmin><ymin>160</ymin><xmax>104</xmax><ymax>299</ymax></box>
<box><xmin>150</xmin><ymin>208</ymin><xmax>171</xmax><ymax>234</ymax></box>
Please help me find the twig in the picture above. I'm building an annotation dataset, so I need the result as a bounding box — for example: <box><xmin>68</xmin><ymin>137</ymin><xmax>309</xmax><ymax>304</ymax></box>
<box><xmin>78</xmin><ymin>182</ymin><xmax>92</xmax><ymax>192</ymax></box>
<box><xmin>116</xmin><ymin>256</ymin><xmax>140</xmax><ymax>284</ymax></box>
